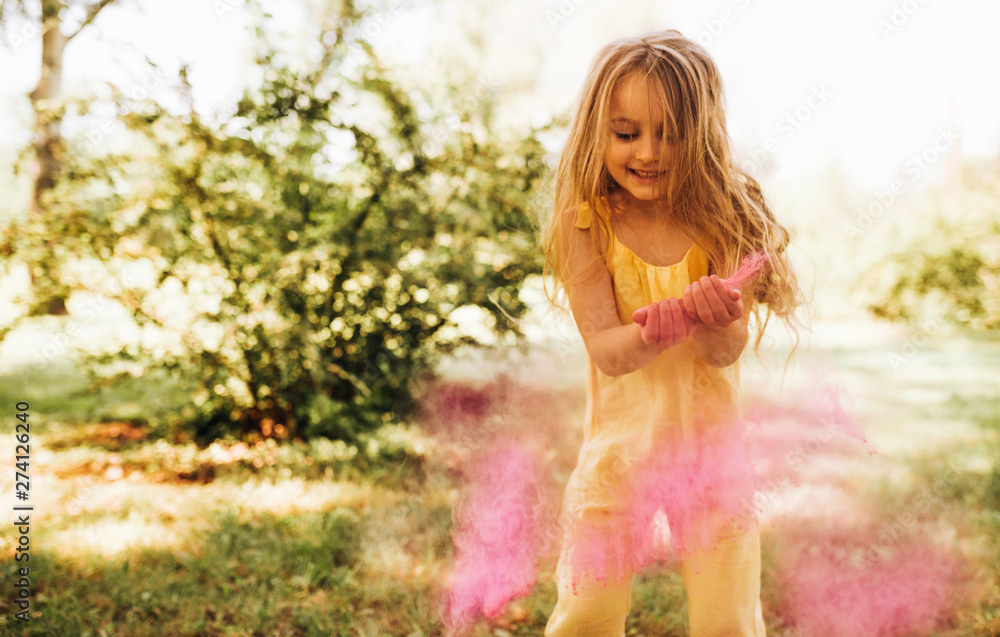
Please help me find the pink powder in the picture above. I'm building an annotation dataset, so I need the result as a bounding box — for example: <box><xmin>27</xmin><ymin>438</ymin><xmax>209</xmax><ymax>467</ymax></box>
<box><xmin>444</xmin><ymin>439</ymin><xmax>546</xmax><ymax>631</ymax></box>
<box><xmin>417</xmin><ymin>376</ymin><xmax>578</xmax><ymax>631</ymax></box>
<box><xmin>560</xmin><ymin>375</ymin><xmax>871</xmax><ymax>588</ymax></box>
<box><xmin>563</xmin><ymin>421</ymin><xmax>759</xmax><ymax>585</ymax></box>
<box><xmin>776</xmin><ymin>532</ymin><xmax>968</xmax><ymax>636</ymax></box>
<box><xmin>726</xmin><ymin>251</ymin><xmax>771</xmax><ymax>287</ymax></box>
<box><xmin>416</xmin><ymin>374</ymin><xmax>583</xmax><ymax>461</ymax></box>
<box><xmin>743</xmin><ymin>376</ymin><xmax>870</xmax><ymax>493</ymax></box>
<box><xmin>425</xmin><ymin>343</ymin><xmax>880</xmax><ymax>626</ymax></box>
<box><xmin>414</xmin><ymin>379</ymin><xmax>496</xmax><ymax>443</ymax></box>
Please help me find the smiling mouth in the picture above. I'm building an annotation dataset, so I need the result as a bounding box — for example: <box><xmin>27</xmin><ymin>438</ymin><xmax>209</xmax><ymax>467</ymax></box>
<box><xmin>629</xmin><ymin>168</ymin><xmax>662</xmax><ymax>179</ymax></box>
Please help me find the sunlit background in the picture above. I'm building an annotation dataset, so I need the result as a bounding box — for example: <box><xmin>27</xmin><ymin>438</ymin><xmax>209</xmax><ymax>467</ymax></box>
<box><xmin>3</xmin><ymin>0</ymin><xmax>1000</xmax><ymax>178</ymax></box>
<box><xmin>0</xmin><ymin>1</ymin><xmax>998</xmax><ymax>635</ymax></box>
<box><xmin>3</xmin><ymin>0</ymin><xmax>999</xmax><ymax>327</ymax></box>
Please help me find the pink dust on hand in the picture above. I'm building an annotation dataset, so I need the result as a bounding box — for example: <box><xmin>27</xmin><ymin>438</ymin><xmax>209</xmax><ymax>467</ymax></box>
<box><xmin>444</xmin><ymin>439</ymin><xmax>546</xmax><ymax>632</ymax></box>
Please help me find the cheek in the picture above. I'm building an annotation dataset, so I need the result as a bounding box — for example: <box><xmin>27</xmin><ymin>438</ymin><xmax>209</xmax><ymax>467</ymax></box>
<box><xmin>606</xmin><ymin>143</ymin><xmax>631</xmax><ymax>167</ymax></box>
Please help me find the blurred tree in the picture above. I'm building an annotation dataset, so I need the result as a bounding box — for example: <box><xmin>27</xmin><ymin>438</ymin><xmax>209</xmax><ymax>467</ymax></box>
<box><xmin>7</xmin><ymin>0</ymin><xmax>548</xmax><ymax>443</ymax></box>
<box><xmin>0</xmin><ymin>0</ymin><xmax>122</xmax><ymax>315</ymax></box>
<box><xmin>861</xmin><ymin>157</ymin><xmax>1000</xmax><ymax>331</ymax></box>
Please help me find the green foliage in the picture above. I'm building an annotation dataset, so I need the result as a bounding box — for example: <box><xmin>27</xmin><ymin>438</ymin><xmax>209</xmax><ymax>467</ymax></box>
<box><xmin>862</xmin><ymin>158</ymin><xmax>1000</xmax><ymax>330</ymax></box>
<box><xmin>866</xmin><ymin>239</ymin><xmax>998</xmax><ymax>329</ymax></box>
<box><xmin>986</xmin><ymin>467</ymin><xmax>1000</xmax><ymax>511</ymax></box>
<box><xmin>4</xmin><ymin>5</ymin><xmax>548</xmax><ymax>443</ymax></box>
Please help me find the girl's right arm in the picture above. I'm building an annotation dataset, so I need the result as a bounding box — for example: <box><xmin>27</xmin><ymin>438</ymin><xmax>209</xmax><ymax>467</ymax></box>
<box><xmin>560</xmin><ymin>206</ymin><xmax>681</xmax><ymax>376</ymax></box>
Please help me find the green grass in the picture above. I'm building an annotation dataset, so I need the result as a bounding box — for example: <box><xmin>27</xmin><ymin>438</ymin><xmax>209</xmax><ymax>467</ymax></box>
<box><xmin>1</xmin><ymin>319</ymin><xmax>1000</xmax><ymax>635</ymax></box>
<box><xmin>0</xmin><ymin>519</ymin><xmax>362</xmax><ymax>636</ymax></box>
<box><xmin>0</xmin><ymin>359</ymin><xmax>190</xmax><ymax>439</ymax></box>
<box><xmin>626</xmin><ymin>566</ymin><xmax>689</xmax><ymax>636</ymax></box>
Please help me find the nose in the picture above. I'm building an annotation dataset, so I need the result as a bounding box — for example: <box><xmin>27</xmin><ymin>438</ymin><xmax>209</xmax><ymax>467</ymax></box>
<box><xmin>634</xmin><ymin>134</ymin><xmax>660</xmax><ymax>164</ymax></box>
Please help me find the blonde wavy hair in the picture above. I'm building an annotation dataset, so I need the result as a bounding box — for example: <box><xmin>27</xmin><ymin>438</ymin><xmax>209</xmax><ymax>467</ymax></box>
<box><xmin>541</xmin><ymin>29</ymin><xmax>804</xmax><ymax>352</ymax></box>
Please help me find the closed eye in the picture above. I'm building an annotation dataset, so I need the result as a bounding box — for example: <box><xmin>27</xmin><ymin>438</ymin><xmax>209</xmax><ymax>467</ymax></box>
<box><xmin>614</xmin><ymin>132</ymin><xmax>638</xmax><ymax>140</ymax></box>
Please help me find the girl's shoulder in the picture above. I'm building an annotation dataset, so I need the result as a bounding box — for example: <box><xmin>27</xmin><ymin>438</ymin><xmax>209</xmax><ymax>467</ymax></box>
<box><xmin>573</xmin><ymin>198</ymin><xmax>611</xmax><ymax>231</ymax></box>
<box><xmin>562</xmin><ymin>199</ymin><xmax>614</xmax><ymax>257</ymax></box>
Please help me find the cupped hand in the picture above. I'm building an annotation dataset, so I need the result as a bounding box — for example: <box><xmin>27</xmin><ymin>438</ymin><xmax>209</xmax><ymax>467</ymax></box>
<box><xmin>681</xmin><ymin>275</ymin><xmax>743</xmax><ymax>329</ymax></box>
<box><xmin>631</xmin><ymin>276</ymin><xmax>743</xmax><ymax>330</ymax></box>
<box><xmin>634</xmin><ymin>297</ymin><xmax>695</xmax><ymax>350</ymax></box>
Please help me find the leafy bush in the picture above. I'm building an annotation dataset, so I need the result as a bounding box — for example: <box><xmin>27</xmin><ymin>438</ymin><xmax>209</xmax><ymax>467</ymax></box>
<box><xmin>5</xmin><ymin>6</ymin><xmax>548</xmax><ymax>443</ymax></box>
<box><xmin>867</xmin><ymin>242</ymin><xmax>999</xmax><ymax>329</ymax></box>
<box><xmin>862</xmin><ymin>158</ymin><xmax>1000</xmax><ymax>330</ymax></box>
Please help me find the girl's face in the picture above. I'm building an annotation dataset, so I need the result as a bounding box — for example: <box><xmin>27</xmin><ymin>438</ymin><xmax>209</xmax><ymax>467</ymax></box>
<box><xmin>604</xmin><ymin>73</ymin><xmax>674</xmax><ymax>205</ymax></box>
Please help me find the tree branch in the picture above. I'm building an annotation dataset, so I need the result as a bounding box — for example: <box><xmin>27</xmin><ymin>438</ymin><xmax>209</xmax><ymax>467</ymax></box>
<box><xmin>67</xmin><ymin>0</ymin><xmax>116</xmax><ymax>41</ymax></box>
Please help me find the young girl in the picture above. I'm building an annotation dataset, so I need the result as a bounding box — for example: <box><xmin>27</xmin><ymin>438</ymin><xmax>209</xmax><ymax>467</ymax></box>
<box><xmin>541</xmin><ymin>30</ymin><xmax>801</xmax><ymax>636</ymax></box>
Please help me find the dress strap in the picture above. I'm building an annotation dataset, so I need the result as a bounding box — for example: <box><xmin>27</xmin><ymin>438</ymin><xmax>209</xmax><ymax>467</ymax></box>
<box><xmin>574</xmin><ymin>200</ymin><xmax>614</xmax><ymax>262</ymax></box>
<box><xmin>574</xmin><ymin>202</ymin><xmax>594</xmax><ymax>229</ymax></box>
<box><xmin>575</xmin><ymin>199</ymin><xmax>613</xmax><ymax>229</ymax></box>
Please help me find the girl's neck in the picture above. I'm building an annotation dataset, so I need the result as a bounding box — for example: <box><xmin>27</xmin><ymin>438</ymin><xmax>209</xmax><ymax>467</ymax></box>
<box><xmin>609</xmin><ymin>191</ymin><xmax>672</xmax><ymax>222</ymax></box>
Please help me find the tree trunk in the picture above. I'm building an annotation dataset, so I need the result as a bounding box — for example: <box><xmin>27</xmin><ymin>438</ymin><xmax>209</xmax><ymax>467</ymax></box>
<box><xmin>27</xmin><ymin>3</ymin><xmax>69</xmax><ymax>315</ymax></box>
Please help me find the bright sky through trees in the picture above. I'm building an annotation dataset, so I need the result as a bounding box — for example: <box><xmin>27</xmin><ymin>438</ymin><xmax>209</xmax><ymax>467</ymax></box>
<box><xmin>1</xmin><ymin>0</ymin><xmax>997</xmax><ymax>192</ymax></box>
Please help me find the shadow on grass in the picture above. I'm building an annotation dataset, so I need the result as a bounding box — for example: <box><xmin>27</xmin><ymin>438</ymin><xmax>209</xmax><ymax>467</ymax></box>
<box><xmin>0</xmin><ymin>507</ymin><xmax>371</xmax><ymax>637</ymax></box>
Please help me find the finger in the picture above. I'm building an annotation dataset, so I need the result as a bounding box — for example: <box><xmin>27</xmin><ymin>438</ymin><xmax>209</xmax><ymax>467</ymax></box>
<box><xmin>730</xmin><ymin>296</ymin><xmax>744</xmax><ymax>324</ymax></box>
<box><xmin>710</xmin><ymin>275</ymin><xmax>742</xmax><ymax>319</ymax></box>
<box><xmin>682</xmin><ymin>285</ymin><xmax>698</xmax><ymax>320</ymax></box>
<box><xmin>657</xmin><ymin>299</ymin><xmax>672</xmax><ymax>345</ymax></box>
<box><xmin>719</xmin><ymin>269</ymin><xmax>747</xmax><ymax>301</ymax></box>
<box><xmin>669</xmin><ymin>299</ymin><xmax>688</xmax><ymax>344</ymax></box>
<box><xmin>691</xmin><ymin>277</ymin><xmax>719</xmax><ymax>324</ymax></box>
<box><xmin>680</xmin><ymin>295</ymin><xmax>699</xmax><ymax>324</ymax></box>
<box><xmin>684</xmin><ymin>307</ymin><xmax>696</xmax><ymax>333</ymax></box>
<box><xmin>706</xmin><ymin>275</ymin><xmax>734</xmax><ymax>321</ymax></box>
<box><xmin>644</xmin><ymin>302</ymin><xmax>660</xmax><ymax>344</ymax></box>
<box><xmin>632</xmin><ymin>306</ymin><xmax>648</xmax><ymax>326</ymax></box>
<box><xmin>702</xmin><ymin>275</ymin><xmax>732</xmax><ymax>322</ymax></box>
<box><xmin>678</xmin><ymin>298</ymin><xmax>696</xmax><ymax>332</ymax></box>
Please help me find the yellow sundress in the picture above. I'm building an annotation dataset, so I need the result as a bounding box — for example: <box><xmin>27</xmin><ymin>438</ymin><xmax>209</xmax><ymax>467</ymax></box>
<box><xmin>562</xmin><ymin>198</ymin><xmax>742</xmax><ymax>517</ymax></box>
<box><xmin>544</xmin><ymin>198</ymin><xmax>765</xmax><ymax>637</ymax></box>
